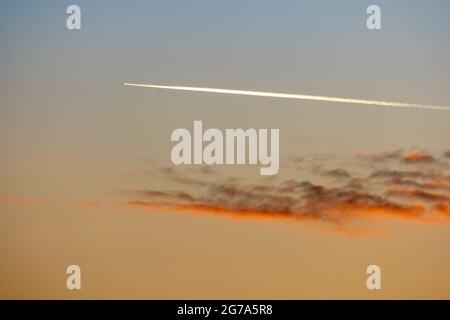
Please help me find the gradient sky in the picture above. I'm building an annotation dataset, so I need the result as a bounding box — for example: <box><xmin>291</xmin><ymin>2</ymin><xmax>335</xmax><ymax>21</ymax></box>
<box><xmin>1</xmin><ymin>0</ymin><xmax>450</xmax><ymax>299</ymax></box>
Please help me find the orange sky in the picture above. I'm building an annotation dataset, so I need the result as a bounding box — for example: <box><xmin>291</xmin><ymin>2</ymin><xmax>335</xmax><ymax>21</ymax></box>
<box><xmin>1</xmin><ymin>1</ymin><xmax>450</xmax><ymax>299</ymax></box>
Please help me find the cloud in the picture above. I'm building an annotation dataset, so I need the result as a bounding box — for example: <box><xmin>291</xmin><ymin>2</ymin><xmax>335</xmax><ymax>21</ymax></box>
<box><xmin>403</xmin><ymin>151</ymin><xmax>435</xmax><ymax>164</ymax></box>
<box><xmin>433</xmin><ymin>203</ymin><xmax>450</xmax><ymax>218</ymax></box>
<box><xmin>322</xmin><ymin>169</ymin><xmax>351</xmax><ymax>179</ymax></box>
<box><xmin>387</xmin><ymin>187</ymin><xmax>450</xmax><ymax>203</ymax></box>
<box><xmin>387</xmin><ymin>178</ymin><xmax>450</xmax><ymax>193</ymax></box>
<box><xmin>126</xmin><ymin>201</ymin><xmax>297</xmax><ymax>222</ymax></box>
<box><xmin>124</xmin><ymin>148</ymin><xmax>450</xmax><ymax>235</ymax></box>
<box><xmin>369</xmin><ymin>168</ymin><xmax>440</xmax><ymax>181</ymax></box>
<box><xmin>136</xmin><ymin>190</ymin><xmax>196</xmax><ymax>203</ymax></box>
<box><xmin>296</xmin><ymin>182</ymin><xmax>428</xmax><ymax>222</ymax></box>
<box><xmin>125</xmin><ymin>178</ymin><xmax>447</xmax><ymax>233</ymax></box>
<box><xmin>356</xmin><ymin>149</ymin><xmax>403</xmax><ymax>162</ymax></box>
<box><xmin>356</xmin><ymin>149</ymin><xmax>442</xmax><ymax>166</ymax></box>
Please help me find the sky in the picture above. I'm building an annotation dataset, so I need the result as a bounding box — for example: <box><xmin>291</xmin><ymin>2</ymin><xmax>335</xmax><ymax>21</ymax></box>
<box><xmin>1</xmin><ymin>0</ymin><xmax>450</xmax><ymax>299</ymax></box>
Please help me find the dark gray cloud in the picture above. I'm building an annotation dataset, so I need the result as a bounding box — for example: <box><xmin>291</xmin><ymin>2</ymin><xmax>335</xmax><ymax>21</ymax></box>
<box><xmin>128</xmin><ymin>175</ymin><xmax>442</xmax><ymax>226</ymax></box>
<box><xmin>388</xmin><ymin>177</ymin><xmax>450</xmax><ymax>192</ymax></box>
<box><xmin>126</xmin><ymin>149</ymin><xmax>450</xmax><ymax>232</ymax></box>
<box><xmin>369</xmin><ymin>168</ymin><xmax>439</xmax><ymax>180</ymax></box>
<box><xmin>322</xmin><ymin>169</ymin><xmax>351</xmax><ymax>179</ymax></box>
<box><xmin>387</xmin><ymin>188</ymin><xmax>449</xmax><ymax>203</ymax></box>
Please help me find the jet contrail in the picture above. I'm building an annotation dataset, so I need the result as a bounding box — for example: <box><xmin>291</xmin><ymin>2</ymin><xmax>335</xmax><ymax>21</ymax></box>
<box><xmin>122</xmin><ymin>82</ymin><xmax>450</xmax><ymax>111</ymax></box>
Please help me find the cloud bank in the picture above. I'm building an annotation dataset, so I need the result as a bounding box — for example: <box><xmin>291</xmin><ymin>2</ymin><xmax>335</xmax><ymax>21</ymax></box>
<box><xmin>124</xmin><ymin>149</ymin><xmax>450</xmax><ymax>235</ymax></box>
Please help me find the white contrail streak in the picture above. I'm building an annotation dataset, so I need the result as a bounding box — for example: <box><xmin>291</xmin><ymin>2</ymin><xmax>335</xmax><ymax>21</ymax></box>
<box><xmin>122</xmin><ymin>82</ymin><xmax>450</xmax><ymax>111</ymax></box>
